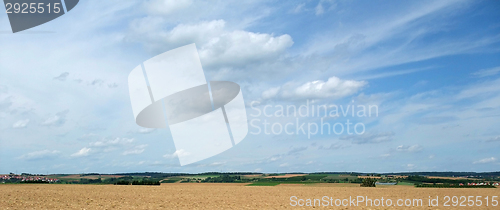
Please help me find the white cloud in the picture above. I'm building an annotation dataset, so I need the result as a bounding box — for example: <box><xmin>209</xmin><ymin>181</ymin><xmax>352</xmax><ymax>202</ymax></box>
<box><xmin>41</xmin><ymin>110</ymin><xmax>69</xmax><ymax>127</ymax></box>
<box><xmin>396</xmin><ymin>145</ymin><xmax>423</xmax><ymax>153</ymax></box>
<box><xmin>89</xmin><ymin>138</ymin><xmax>134</xmax><ymax>148</ymax></box>
<box><xmin>315</xmin><ymin>3</ymin><xmax>324</xmax><ymax>15</ymax></box>
<box><xmin>71</xmin><ymin>147</ymin><xmax>91</xmax><ymax>157</ymax></box>
<box><xmin>486</xmin><ymin>136</ymin><xmax>500</xmax><ymax>142</ymax></box>
<box><xmin>473</xmin><ymin>157</ymin><xmax>496</xmax><ymax>164</ymax></box>
<box><xmin>314</xmin><ymin>0</ymin><xmax>336</xmax><ymax>16</ymax></box>
<box><xmin>291</xmin><ymin>3</ymin><xmax>305</xmax><ymax>14</ymax></box>
<box><xmin>262</xmin><ymin>76</ymin><xmax>367</xmax><ymax>100</ymax></box>
<box><xmin>199</xmin><ymin>30</ymin><xmax>293</xmax><ymax>68</ymax></box>
<box><xmin>472</xmin><ymin>66</ymin><xmax>500</xmax><ymax>78</ymax></box>
<box><xmin>128</xmin><ymin>19</ymin><xmax>293</xmax><ymax>69</ymax></box>
<box><xmin>163</xmin><ymin>149</ymin><xmax>191</xmax><ymax>159</ymax></box>
<box><xmin>340</xmin><ymin>132</ymin><xmax>394</xmax><ymax>144</ymax></box>
<box><xmin>301</xmin><ymin>0</ymin><xmax>497</xmax><ymax>77</ymax></box>
<box><xmin>143</xmin><ymin>0</ymin><xmax>193</xmax><ymax>15</ymax></box>
<box><xmin>12</xmin><ymin>119</ymin><xmax>30</xmax><ymax>129</ymax></box>
<box><xmin>279</xmin><ymin>163</ymin><xmax>289</xmax><ymax>167</ymax></box>
<box><xmin>262</xmin><ymin>87</ymin><xmax>281</xmax><ymax>99</ymax></box>
<box><xmin>123</xmin><ymin>144</ymin><xmax>148</xmax><ymax>155</ymax></box>
<box><xmin>138</xmin><ymin>128</ymin><xmax>156</xmax><ymax>134</ymax></box>
<box><xmin>71</xmin><ymin>137</ymin><xmax>142</xmax><ymax>158</ymax></box>
<box><xmin>18</xmin><ymin>150</ymin><xmax>60</xmax><ymax>161</ymax></box>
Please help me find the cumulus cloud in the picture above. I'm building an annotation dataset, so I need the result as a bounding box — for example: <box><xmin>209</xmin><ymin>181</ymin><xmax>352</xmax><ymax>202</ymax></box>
<box><xmin>473</xmin><ymin>157</ymin><xmax>496</xmax><ymax>164</ymax></box>
<box><xmin>12</xmin><ymin>119</ymin><xmax>30</xmax><ymax>128</ymax></box>
<box><xmin>18</xmin><ymin>150</ymin><xmax>61</xmax><ymax>161</ymax></box>
<box><xmin>41</xmin><ymin>110</ymin><xmax>69</xmax><ymax>127</ymax></box>
<box><xmin>164</xmin><ymin>149</ymin><xmax>191</xmax><ymax>159</ymax></box>
<box><xmin>128</xmin><ymin>19</ymin><xmax>293</xmax><ymax>69</ymax></box>
<box><xmin>71</xmin><ymin>147</ymin><xmax>91</xmax><ymax>157</ymax></box>
<box><xmin>396</xmin><ymin>144</ymin><xmax>423</xmax><ymax>153</ymax></box>
<box><xmin>198</xmin><ymin>30</ymin><xmax>293</xmax><ymax>68</ymax></box>
<box><xmin>262</xmin><ymin>76</ymin><xmax>367</xmax><ymax>101</ymax></box>
<box><xmin>340</xmin><ymin>132</ymin><xmax>394</xmax><ymax>144</ymax></box>
<box><xmin>53</xmin><ymin>72</ymin><xmax>69</xmax><ymax>81</ymax></box>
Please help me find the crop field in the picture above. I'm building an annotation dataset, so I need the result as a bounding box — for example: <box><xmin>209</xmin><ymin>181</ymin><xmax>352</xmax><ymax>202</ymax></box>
<box><xmin>264</xmin><ymin>174</ymin><xmax>307</xmax><ymax>179</ymax></box>
<box><xmin>1</xmin><ymin>183</ymin><xmax>499</xmax><ymax>209</ymax></box>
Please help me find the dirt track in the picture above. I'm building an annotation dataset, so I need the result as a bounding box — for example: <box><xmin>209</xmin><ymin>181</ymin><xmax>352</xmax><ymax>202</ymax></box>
<box><xmin>0</xmin><ymin>183</ymin><xmax>499</xmax><ymax>209</ymax></box>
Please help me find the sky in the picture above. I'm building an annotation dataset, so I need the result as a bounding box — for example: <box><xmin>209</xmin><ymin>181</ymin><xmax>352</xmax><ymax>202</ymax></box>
<box><xmin>1</xmin><ymin>0</ymin><xmax>500</xmax><ymax>174</ymax></box>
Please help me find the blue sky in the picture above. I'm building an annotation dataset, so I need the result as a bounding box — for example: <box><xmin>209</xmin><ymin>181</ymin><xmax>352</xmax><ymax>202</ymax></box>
<box><xmin>1</xmin><ymin>0</ymin><xmax>500</xmax><ymax>174</ymax></box>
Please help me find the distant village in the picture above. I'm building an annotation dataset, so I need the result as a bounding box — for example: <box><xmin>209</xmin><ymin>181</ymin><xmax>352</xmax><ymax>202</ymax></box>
<box><xmin>465</xmin><ymin>182</ymin><xmax>499</xmax><ymax>186</ymax></box>
<box><xmin>1</xmin><ymin>174</ymin><xmax>59</xmax><ymax>183</ymax></box>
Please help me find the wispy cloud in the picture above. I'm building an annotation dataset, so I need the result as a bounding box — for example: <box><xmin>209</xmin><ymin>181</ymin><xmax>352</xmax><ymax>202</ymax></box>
<box><xmin>18</xmin><ymin>150</ymin><xmax>61</xmax><ymax>161</ymax></box>
<box><xmin>123</xmin><ymin>144</ymin><xmax>148</xmax><ymax>155</ymax></box>
<box><xmin>472</xmin><ymin>66</ymin><xmax>500</xmax><ymax>78</ymax></box>
<box><xmin>396</xmin><ymin>145</ymin><xmax>423</xmax><ymax>153</ymax></box>
<box><xmin>486</xmin><ymin>136</ymin><xmax>500</xmax><ymax>142</ymax></box>
<box><xmin>53</xmin><ymin>72</ymin><xmax>69</xmax><ymax>81</ymax></box>
<box><xmin>41</xmin><ymin>110</ymin><xmax>69</xmax><ymax>127</ymax></box>
<box><xmin>340</xmin><ymin>132</ymin><xmax>394</xmax><ymax>144</ymax></box>
<box><xmin>138</xmin><ymin>128</ymin><xmax>156</xmax><ymax>134</ymax></box>
<box><xmin>473</xmin><ymin>157</ymin><xmax>496</xmax><ymax>164</ymax></box>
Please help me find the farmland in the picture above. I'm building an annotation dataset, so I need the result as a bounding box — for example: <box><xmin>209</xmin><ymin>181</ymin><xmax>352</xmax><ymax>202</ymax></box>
<box><xmin>2</xmin><ymin>172</ymin><xmax>499</xmax><ymax>186</ymax></box>
<box><xmin>1</xmin><ymin>183</ymin><xmax>499</xmax><ymax>209</ymax></box>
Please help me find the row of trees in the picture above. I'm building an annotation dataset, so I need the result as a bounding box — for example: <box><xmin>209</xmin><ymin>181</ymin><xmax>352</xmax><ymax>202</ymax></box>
<box><xmin>114</xmin><ymin>179</ymin><xmax>160</xmax><ymax>185</ymax></box>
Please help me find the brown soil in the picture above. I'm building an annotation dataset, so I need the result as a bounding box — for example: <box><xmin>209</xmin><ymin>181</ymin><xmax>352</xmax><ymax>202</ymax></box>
<box><xmin>0</xmin><ymin>183</ymin><xmax>498</xmax><ymax>209</ymax></box>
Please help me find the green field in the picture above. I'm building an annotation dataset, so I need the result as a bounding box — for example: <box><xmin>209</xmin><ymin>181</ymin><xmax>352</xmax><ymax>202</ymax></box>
<box><xmin>161</xmin><ymin>178</ymin><xmax>182</xmax><ymax>183</ymax></box>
